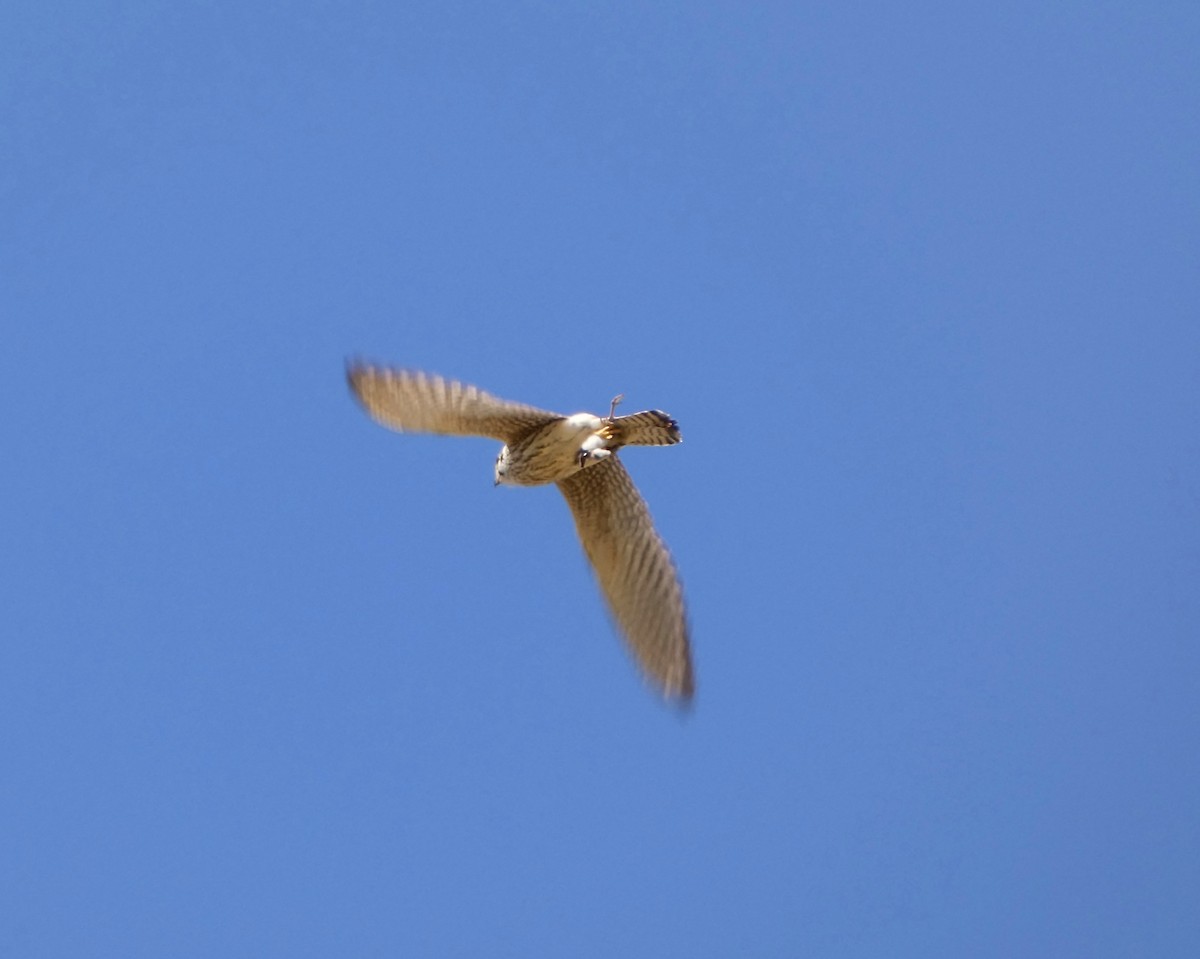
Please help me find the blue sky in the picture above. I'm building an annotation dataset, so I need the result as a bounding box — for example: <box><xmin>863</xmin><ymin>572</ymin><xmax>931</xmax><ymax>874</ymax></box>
<box><xmin>4</xmin><ymin>2</ymin><xmax>1198</xmax><ymax>955</ymax></box>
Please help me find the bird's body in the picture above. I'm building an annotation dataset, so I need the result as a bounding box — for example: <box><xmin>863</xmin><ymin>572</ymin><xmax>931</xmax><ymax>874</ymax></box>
<box><xmin>494</xmin><ymin>413</ymin><xmax>605</xmax><ymax>486</ymax></box>
<box><xmin>347</xmin><ymin>364</ymin><xmax>693</xmax><ymax>701</ymax></box>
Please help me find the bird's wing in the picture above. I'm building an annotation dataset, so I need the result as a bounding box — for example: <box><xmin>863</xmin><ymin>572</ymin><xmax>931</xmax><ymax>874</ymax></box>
<box><xmin>610</xmin><ymin>409</ymin><xmax>682</xmax><ymax>447</ymax></box>
<box><xmin>556</xmin><ymin>456</ymin><xmax>694</xmax><ymax>700</ymax></box>
<box><xmin>347</xmin><ymin>365</ymin><xmax>561</xmax><ymax>442</ymax></box>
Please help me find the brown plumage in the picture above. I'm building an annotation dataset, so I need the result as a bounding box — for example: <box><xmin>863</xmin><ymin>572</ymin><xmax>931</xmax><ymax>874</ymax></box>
<box><xmin>347</xmin><ymin>364</ymin><xmax>694</xmax><ymax>701</ymax></box>
<box><xmin>557</xmin><ymin>458</ymin><xmax>693</xmax><ymax>699</ymax></box>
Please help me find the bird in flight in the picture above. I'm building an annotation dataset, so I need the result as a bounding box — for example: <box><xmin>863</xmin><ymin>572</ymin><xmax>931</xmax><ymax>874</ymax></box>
<box><xmin>346</xmin><ymin>364</ymin><xmax>694</xmax><ymax>701</ymax></box>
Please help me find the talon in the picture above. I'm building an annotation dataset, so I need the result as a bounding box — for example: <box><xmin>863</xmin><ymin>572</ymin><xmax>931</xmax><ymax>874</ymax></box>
<box><xmin>607</xmin><ymin>393</ymin><xmax>624</xmax><ymax>422</ymax></box>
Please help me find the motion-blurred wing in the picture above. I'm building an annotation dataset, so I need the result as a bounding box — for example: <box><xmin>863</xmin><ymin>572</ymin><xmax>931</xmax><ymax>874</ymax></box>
<box><xmin>557</xmin><ymin>456</ymin><xmax>694</xmax><ymax>700</ymax></box>
<box><xmin>347</xmin><ymin>365</ymin><xmax>560</xmax><ymax>442</ymax></box>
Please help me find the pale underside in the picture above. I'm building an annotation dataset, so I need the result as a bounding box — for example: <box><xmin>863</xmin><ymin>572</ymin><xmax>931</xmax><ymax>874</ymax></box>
<box><xmin>347</xmin><ymin>364</ymin><xmax>694</xmax><ymax>701</ymax></box>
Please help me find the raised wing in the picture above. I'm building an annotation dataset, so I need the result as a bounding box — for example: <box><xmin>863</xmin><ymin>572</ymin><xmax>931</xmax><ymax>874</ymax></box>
<box><xmin>557</xmin><ymin>456</ymin><xmax>693</xmax><ymax>700</ymax></box>
<box><xmin>347</xmin><ymin>365</ymin><xmax>561</xmax><ymax>442</ymax></box>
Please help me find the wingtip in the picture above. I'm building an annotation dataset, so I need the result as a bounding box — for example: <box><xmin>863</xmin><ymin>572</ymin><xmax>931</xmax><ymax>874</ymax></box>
<box><xmin>345</xmin><ymin>358</ymin><xmax>371</xmax><ymax>404</ymax></box>
<box><xmin>666</xmin><ymin>686</ymin><xmax>695</xmax><ymax>716</ymax></box>
<box><xmin>662</xmin><ymin>661</ymin><xmax>696</xmax><ymax>707</ymax></box>
<box><xmin>345</xmin><ymin>356</ymin><xmax>369</xmax><ymax>385</ymax></box>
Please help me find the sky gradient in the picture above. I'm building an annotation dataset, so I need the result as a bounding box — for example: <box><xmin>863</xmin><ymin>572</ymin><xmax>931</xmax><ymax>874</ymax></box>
<box><xmin>4</xmin><ymin>2</ymin><xmax>1199</xmax><ymax>956</ymax></box>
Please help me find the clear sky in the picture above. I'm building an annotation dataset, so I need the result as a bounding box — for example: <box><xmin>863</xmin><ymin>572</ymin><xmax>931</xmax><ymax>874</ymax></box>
<box><xmin>4</xmin><ymin>2</ymin><xmax>1198</xmax><ymax>956</ymax></box>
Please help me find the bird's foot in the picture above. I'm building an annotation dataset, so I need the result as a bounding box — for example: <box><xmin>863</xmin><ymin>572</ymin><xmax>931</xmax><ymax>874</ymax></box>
<box><xmin>577</xmin><ymin>446</ymin><xmax>613</xmax><ymax>469</ymax></box>
<box><xmin>606</xmin><ymin>393</ymin><xmax>624</xmax><ymax>423</ymax></box>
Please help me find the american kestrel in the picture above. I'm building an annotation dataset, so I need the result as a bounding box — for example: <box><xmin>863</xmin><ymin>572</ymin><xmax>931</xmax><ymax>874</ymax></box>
<box><xmin>347</xmin><ymin>364</ymin><xmax>694</xmax><ymax>701</ymax></box>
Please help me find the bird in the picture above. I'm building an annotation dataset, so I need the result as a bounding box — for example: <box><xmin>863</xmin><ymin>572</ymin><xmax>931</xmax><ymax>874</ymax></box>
<box><xmin>346</xmin><ymin>363</ymin><xmax>694</xmax><ymax>701</ymax></box>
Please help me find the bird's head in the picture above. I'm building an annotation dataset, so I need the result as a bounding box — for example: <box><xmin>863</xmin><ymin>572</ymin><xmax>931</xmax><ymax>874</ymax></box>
<box><xmin>493</xmin><ymin>446</ymin><xmax>511</xmax><ymax>486</ymax></box>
